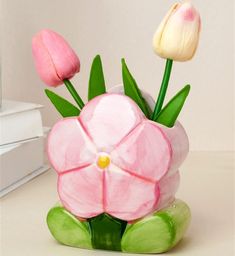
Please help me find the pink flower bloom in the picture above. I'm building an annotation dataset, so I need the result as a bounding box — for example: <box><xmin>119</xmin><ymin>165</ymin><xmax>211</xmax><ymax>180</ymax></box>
<box><xmin>32</xmin><ymin>29</ymin><xmax>80</xmax><ymax>87</ymax></box>
<box><xmin>47</xmin><ymin>94</ymin><xmax>189</xmax><ymax>221</ymax></box>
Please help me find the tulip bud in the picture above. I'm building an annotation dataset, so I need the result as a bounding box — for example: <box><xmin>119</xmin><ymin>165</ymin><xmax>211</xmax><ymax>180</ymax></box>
<box><xmin>32</xmin><ymin>29</ymin><xmax>80</xmax><ymax>86</ymax></box>
<box><xmin>153</xmin><ymin>1</ymin><xmax>201</xmax><ymax>61</ymax></box>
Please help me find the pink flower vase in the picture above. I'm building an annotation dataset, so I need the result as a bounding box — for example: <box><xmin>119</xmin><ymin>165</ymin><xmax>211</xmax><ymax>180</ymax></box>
<box><xmin>46</xmin><ymin>88</ymin><xmax>191</xmax><ymax>253</ymax></box>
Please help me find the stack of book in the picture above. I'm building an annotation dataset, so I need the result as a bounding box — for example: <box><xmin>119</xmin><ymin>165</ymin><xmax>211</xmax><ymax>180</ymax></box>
<box><xmin>0</xmin><ymin>100</ymin><xmax>50</xmax><ymax>197</ymax></box>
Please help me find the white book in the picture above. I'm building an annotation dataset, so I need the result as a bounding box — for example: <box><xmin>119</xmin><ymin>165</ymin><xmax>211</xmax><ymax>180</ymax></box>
<box><xmin>0</xmin><ymin>100</ymin><xmax>43</xmax><ymax>146</ymax></box>
<box><xmin>0</xmin><ymin>136</ymin><xmax>49</xmax><ymax>197</ymax></box>
<box><xmin>0</xmin><ymin>165</ymin><xmax>49</xmax><ymax>198</ymax></box>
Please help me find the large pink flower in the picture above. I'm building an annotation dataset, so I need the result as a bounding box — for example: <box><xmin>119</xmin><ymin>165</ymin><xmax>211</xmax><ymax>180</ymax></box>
<box><xmin>47</xmin><ymin>94</ymin><xmax>189</xmax><ymax>221</ymax></box>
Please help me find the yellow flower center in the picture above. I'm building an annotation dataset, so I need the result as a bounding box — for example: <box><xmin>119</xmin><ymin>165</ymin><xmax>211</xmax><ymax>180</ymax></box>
<box><xmin>97</xmin><ymin>154</ymin><xmax>110</xmax><ymax>169</ymax></box>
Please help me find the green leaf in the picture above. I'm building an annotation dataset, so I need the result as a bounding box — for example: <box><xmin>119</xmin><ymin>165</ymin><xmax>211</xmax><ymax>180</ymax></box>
<box><xmin>122</xmin><ymin>59</ymin><xmax>152</xmax><ymax>118</ymax></box>
<box><xmin>155</xmin><ymin>84</ymin><xmax>190</xmax><ymax>127</ymax></box>
<box><xmin>88</xmin><ymin>213</ymin><xmax>127</xmax><ymax>251</ymax></box>
<box><xmin>121</xmin><ymin>199</ymin><xmax>191</xmax><ymax>253</ymax></box>
<box><xmin>88</xmin><ymin>55</ymin><xmax>106</xmax><ymax>100</ymax></box>
<box><xmin>47</xmin><ymin>205</ymin><xmax>92</xmax><ymax>249</ymax></box>
<box><xmin>45</xmin><ymin>89</ymin><xmax>80</xmax><ymax>117</ymax></box>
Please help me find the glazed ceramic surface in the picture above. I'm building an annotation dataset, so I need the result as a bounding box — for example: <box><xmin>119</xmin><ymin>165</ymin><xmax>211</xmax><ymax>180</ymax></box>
<box><xmin>47</xmin><ymin>93</ymin><xmax>189</xmax><ymax>221</ymax></box>
<box><xmin>32</xmin><ymin>8</ymin><xmax>200</xmax><ymax>251</ymax></box>
<box><xmin>47</xmin><ymin>199</ymin><xmax>191</xmax><ymax>253</ymax></box>
<box><xmin>47</xmin><ymin>92</ymin><xmax>191</xmax><ymax>253</ymax></box>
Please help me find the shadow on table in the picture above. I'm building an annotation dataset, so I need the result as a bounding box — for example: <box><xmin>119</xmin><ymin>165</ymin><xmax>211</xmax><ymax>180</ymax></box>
<box><xmin>169</xmin><ymin>236</ymin><xmax>193</xmax><ymax>254</ymax></box>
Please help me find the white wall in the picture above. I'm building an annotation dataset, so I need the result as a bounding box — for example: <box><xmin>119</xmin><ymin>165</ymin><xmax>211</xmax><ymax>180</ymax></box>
<box><xmin>1</xmin><ymin>0</ymin><xmax>234</xmax><ymax>151</ymax></box>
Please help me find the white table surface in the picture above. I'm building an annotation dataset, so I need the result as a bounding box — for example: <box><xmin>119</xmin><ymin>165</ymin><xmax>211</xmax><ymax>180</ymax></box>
<box><xmin>1</xmin><ymin>152</ymin><xmax>234</xmax><ymax>256</ymax></box>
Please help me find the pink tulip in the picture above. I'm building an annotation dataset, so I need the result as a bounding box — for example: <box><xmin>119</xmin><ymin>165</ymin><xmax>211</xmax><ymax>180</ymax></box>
<box><xmin>32</xmin><ymin>29</ymin><xmax>80</xmax><ymax>87</ymax></box>
<box><xmin>47</xmin><ymin>94</ymin><xmax>189</xmax><ymax>221</ymax></box>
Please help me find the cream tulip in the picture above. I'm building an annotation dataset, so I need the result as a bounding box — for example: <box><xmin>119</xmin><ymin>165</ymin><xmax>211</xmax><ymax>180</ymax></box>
<box><xmin>153</xmin><ymin>1</ymin><xmax>201</xmax><ymax>61</ymax></box>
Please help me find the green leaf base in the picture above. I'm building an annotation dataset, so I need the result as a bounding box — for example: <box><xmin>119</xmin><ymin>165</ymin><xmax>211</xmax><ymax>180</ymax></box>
<box><xmin>47</xmin><ymin>199</ymin><xmax>191</xmax><ymax>253</ymax></box>
<box><xmin>47</xmin><ymin>205</ymin><xmax>92</xmax><ymax>249</ymax></box>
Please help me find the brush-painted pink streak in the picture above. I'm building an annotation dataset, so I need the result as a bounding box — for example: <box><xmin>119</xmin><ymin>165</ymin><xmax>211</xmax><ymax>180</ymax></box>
<box><xmin>47</xmin><ymin>94</ymin><xmax>189</xmax><ymax>221</ymax></box>
<box><xmin>105</xmin><ymin>164</ymin><xmax>159</xmax><ymax>221</ymax></box>
<box><xmin>79</xmin><ymin>94</ymin><xmax>144</xmax><ymax>152</ymax></box>
<box><xmin>111</xmin><ymin>120</ymin><xmax>171</xmax><ymax>181</ymax></box>
<box><xmin>58</xmin><ymin>164</ymin><xmax>103</xmax><ymax>218</ymax></box>
<box><xmin>156</xmin><ymin>171</ymin><xmax>180</xmax><ymax>210</ymax></box>
<box><xmin>159</xmin><ymin>122</ymin><xmax>189</xmax><ymax>176</ymax></box>
<box><xmin>32</xmin><ymin>29</ymin><xmax>80</xmax><ymax>86</ymax></box>
<box><xmin>47</xmin><ymin>118</ymin><xmax>96</xmax><ymax>173</ymax></box>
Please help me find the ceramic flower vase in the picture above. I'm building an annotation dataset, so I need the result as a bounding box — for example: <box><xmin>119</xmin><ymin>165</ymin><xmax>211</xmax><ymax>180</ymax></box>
<box><xmin>46</xmin><ymin>91</ymin><xmax>191</xmax><ymax>253</ymax></box>
<box><xmin>32</xmin><ymin>2</ymin><xmax>201</xmax><ymax>251</ymax></box>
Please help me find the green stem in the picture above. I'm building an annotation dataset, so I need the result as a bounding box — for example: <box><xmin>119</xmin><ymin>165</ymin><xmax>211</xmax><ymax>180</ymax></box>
<box><xmin>152</xmin><ymin>59</ymin><xmax>173</xmax><ymax>120</ymax></box>
<box><xmin>63</xmin><ymin>79</ymin><xmax>85</xmax><ymax>109</ymax></box>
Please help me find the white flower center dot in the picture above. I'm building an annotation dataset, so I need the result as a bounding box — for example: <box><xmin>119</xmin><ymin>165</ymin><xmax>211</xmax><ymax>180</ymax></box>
<box><xmin>97</xmin><ymin>153</ymin><xmax>111</xmax><ymax>169</ymax></box>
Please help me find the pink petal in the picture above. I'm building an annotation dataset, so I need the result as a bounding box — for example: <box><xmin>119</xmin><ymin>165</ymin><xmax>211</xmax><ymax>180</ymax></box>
<box><xmin>105</xmin><ymin>164</ymin><xmax>159</xmax><ymax>221</ymax></box>
<box><xmin>156</xmin><ymin>171</ymin><xmax>180</xmax><ymax>210</ymax></box>
<box><xmin>80</xmin><ymin>94</ymin><xmax>144</xmax><ymax>152</ymax></box>
<box><xmin>158</xmin><ymin>122</ymin><xmax>189</xmax><ymax>176</ymax></box>
<box><xmin>58</xmin><ymin>164</ymin><xmax>103</xmax><ymax>218</ymax></box>
<box><xmin>47</xmin><ymin>118</ymin><xmax>96</xmax><ymax>173</ymax></box>
<box><xmin>32</xmin><ymin>34</ymin><xmax>62</xmax><ymax>86</ymax></box>
<box><xmin>111</xmin><ymin>120</ymin><xmax>171</xmax><ymax>182</ymax></box>
<box><xmin>41</xmin><ymin>30</ymin><xmax>80</xmax><ymax>81</ymax></box>
<box><xmin>108</xmin><ymin>85</ymin><xmax>156</xmax><ymax>111</ymax></box>
<box><xmin>177</xmin><ymin>2</ymin><xmax>199</xmax><ymax>22</ymax></box>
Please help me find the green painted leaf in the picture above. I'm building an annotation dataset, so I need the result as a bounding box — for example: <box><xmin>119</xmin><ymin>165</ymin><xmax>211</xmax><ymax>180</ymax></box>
<box><xmin>88</xmin><ymin>55</ymin><xmax>106</xmax><ymax>100</ymax></box>
<box><xmin>122</xmin><ymin>59</ymin><xmax>152</xmax><ymax>118</ymax></box>
<box><xmin>121</xmin><ymin>199</ymin><xmax>191</xmax><ymax>253</ymax></box>
<box><xmin>155</xmin><ymin>84</ymin><xmax>191</xmax><ymax>127</ymax></box>
<box><xmin>88</xmin><ymin>213</ymin><xmax>127</xmax><ymax>251</ymax></box>
<box><xmin>45</xmin><ymin>89</ymin><xmax>80</xmax><ymax>117</ymax></box>
<box><xmin>47</xmin><ymin>206</ymin><xmax>92</xmax><ymax>249</ymax></box>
